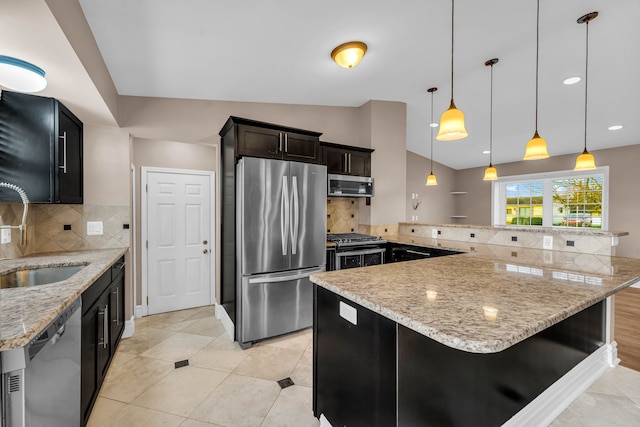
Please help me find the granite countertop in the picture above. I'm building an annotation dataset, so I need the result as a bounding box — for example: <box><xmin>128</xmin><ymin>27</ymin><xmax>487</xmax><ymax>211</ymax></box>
<box><xmin>396</xmin><ymin>222</ymin><xmax>630</xmax><ymax>237</ymax></box>
<box><xmin>310</xmin><ymin>242</ymin><xmax>640</xmax><ymax>354</ymax></box>
<box><xmin>0</xmin><ymin>248</ymin><xmax>128</xmax><ymax>351</ymax></box>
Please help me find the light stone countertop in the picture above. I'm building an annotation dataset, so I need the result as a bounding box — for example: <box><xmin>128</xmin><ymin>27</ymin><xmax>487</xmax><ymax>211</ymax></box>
<box><xmin>311</xmin><ymin>240</ymin><xmax>640</xmax><ymax>354</ymax></box>
<box><xmin>0</xmin><ymin>248</ymin><xmax>128</xmax><ymax>351</ymax></box>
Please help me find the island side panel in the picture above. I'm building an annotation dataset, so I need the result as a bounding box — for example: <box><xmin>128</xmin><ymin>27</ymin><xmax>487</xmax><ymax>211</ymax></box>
<box><xmin>397</xmin><ymin>300</ymin><xmax>606</xmax><ymax>427</ymax></box>
<box><xmin>313</xmin><ymin>284</ymin><xmax>397</xmax><ymax>427</ymax></box>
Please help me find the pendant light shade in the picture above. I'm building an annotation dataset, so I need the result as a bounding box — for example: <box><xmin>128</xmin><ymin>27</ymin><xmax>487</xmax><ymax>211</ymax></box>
<box><xmin>331</xmin><ymin>42</ymin><xmax>367</xmax><ymax>69</ymax></box>
<box><xmin>574</xmin><ymin>12</ymin><xmax>598</xmax><ymax>171</ymax></box>
<box><xmin>0</xmin><ymin>55</ymin><xmax>47</xmax><ymax>93</ymax></box>
<box><xmin>436</xmin><ymin>0</ymin><xmax>467</xmax><ymax>141</ymax></box>
<box><xmin>426</xmin><ymin>87</ymin><xmax>439</xmax><ymax>186</ymax></box>
<box><xmin>483</xmin><ymin>58</ymin><xmax>499</xmax><ymax>181</ymax></box>
<box><xmin>523</xmin><ymin>0</ymin><xmax>549</xmax><ymax>160</ymax></box>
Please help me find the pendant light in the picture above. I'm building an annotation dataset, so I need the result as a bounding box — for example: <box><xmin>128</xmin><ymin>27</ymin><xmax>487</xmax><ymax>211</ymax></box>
<box><xmin>574</xmin><ymin>12</ymin><xmax>598</xmax><ymax>171</ymax></box>
<box><xmin>523</xmin><ymin>0</ymin><xmax>550</xmax><ymax>160</ymax></box>
<box><xmin>0</xmin><ymin>55</ymin><xmax>47</xmax><ymax>93</ymax></box>
<box><xmin>436</xmin><ymin>0</ymin><xmax>468</xmax><ymax>141</ymax></box>
<box><xmin>426</xmin><ymin>87</ymin><xmax>438</xmax><ymax>186</ymax></box>
<box><xmin>483</xmin><ymin>58</ymin><xmax>499</xmax><ymax>181</ymax></box>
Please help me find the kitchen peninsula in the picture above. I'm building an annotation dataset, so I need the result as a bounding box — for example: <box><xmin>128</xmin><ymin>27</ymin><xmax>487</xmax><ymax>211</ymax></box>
<box><xmin>310</xmin><ymin>237</ymin><xmax>640</xmax><ymax>427</ymax></box>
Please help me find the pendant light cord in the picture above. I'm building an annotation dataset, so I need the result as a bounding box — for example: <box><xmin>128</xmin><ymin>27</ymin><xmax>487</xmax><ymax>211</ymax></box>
<box><xmin>534</xmin><ymin>0</ymin><xmax>540</xmax><ymax>131</ymax></box>
<box><xmin>430</xmin><ymin>90</ymin><xmax>435</xmax><ymax>172</ymax></box>
<box><xmin>584</xmin><ymin>18</ymin><xmax>589</xmax><ymax>151</ymax></box>
<box><xmin>489</xmin><ymin>62</ymin><xmax>494</xmax><ymax>166</ymax></box>
<box><xmin>450</xmin><ymin>0</ymin><xmax>455</xmax><ymax>100</ymax></box>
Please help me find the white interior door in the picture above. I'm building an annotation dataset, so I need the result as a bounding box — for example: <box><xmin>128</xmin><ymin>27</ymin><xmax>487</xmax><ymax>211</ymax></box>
<box><xmin>146</xmin><ymin>170</ymin><xmax>212</xmax><ymax>314</ymax></box>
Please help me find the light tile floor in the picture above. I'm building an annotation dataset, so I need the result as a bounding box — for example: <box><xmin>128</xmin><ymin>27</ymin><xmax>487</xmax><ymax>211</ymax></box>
<box><xmin>88</xmin><ymin>306</ymin><xmax>640</xmax><ymax>426</ymax></box>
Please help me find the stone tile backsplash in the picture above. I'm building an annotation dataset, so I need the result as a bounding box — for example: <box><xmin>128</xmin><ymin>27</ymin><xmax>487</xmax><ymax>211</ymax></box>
<box><xmin>326</xmin><ymin>198</ymin><xmax>359</xmax><ymax>234</ymax></box>
<box><xmin>0</xmin><ymin>203</ymin><xmax>129</xmax><ymax>259</ymax></box>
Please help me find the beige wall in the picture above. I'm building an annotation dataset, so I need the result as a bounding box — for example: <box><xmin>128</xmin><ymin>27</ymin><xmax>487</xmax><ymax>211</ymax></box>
<box><xmin>405</xmin><ymin>151</ymin><xmax>457</xmax><ymax>223</ymax></box>
<box><xmin>132</xmin><ymin>137</ymin><xmax>218</xmax><ymax>305</ymax></box>
<box><xmin>454</xmin><ymin>144</ymin><xmax>640</xmax><ymax>259</ymax></box>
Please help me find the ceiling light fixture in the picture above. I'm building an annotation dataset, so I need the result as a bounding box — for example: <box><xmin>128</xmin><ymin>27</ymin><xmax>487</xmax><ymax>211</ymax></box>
<box><xmin>563</xmin><ymin>76</ymin><xmax>581</xmax><ymax>85</ymax></box>
<box><xmin>574</xmin><ymin>11</ymin><xmax>598</xmax><ymax>171</ymax></box>
<box><xmin>0</xmin><ymin>55</ymin><xmax>47</xmax><ymax>93</ymax></box>
<box><xmin>436</xmin><ymin>0</ymin><xmax>468</xmax><ymax>141</ymax></box>
<box><xmin>426</xmin><ymin>87</ymin><xmax>438</xmax><ymax>186</ymax></box>
<box><xmin>483</xmin><ymin>58</ymin><xmax>499</xmax><ymax>181</ymax></box>
<box><xmin>523</xmin><ymin>0</ymin><xmax>550</xmax><ymax>160</ymax></box>
<box><xmin>608</xmin><ymin>125</ymin><xmax>623</xmax><ymax>131</ymax></box>
<box><xmin>482</xmin><ymin>150</ymin><xmax>491</xmax><ymax>154</ymax></box>
<box><xmin>331</xmin><ymin>42</ymin><xmax>367</xmax><ymax>69</ymax></box>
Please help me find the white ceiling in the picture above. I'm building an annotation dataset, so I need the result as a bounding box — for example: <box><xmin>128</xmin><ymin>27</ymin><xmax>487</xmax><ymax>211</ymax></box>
<box><xmin>78</xmin><ymin>0</ymin><xmax>639</xmax><ymax>170</ymax></box>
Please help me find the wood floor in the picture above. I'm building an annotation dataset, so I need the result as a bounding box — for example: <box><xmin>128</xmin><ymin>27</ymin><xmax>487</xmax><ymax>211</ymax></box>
<box><xmin>615</xmin><ymin>287</ymin><xmax>640</xmax><ymax>371</ymax></box>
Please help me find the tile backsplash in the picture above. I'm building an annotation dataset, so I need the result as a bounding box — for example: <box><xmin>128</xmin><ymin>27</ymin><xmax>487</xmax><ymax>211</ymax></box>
<box><xmin>0</xmin><ymin>203</ymin><xmax>129</xmax><ymax>259</ymax></box>
<box><xmin>326</xmin><ymin>197</ymin><xmax>359</xmax><ymax>234</ymax></box>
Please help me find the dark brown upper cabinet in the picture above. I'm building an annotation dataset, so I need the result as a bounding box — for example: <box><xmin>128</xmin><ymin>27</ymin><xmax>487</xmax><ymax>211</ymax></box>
<box><xmin>220</xmin><ymin>116</ymin><xmax>321</xmax><ymax>164</ymax></box>
<box><xmin>320</xmin><ymin>141</ymin><xmax>373</xmax><ymax>177</ymax></box>
<box><xmin>0</xmin><ymin>91</ymin><xmax>83</xmax><ymax>203</ymax></box>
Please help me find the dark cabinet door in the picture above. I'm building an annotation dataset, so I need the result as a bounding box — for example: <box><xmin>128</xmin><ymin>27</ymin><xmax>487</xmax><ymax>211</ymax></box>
<box><xmin>0</xmin><ymin>91</ymin><xmax>83</xmax><ymax>203</ymax></box>
<box><xmin>80</xmin><ymin>301</ymin><xmax>99</xmax><ymax>425</ymax></box>
<box><xmin>281</xmin><ymin>132</ymin><xmax>319</xmax><ymax>163</ymax></box>
<box><xmin>109</xmin><ymin>268</ymin><xmax>125</xmax><ymax>352</ymax></box>
<box><xmin>57</xmin><ymin>105</ymin><xmax>83</xmax><ymax>203</ymax></box>
<box><xmin>237</xmin><ymin>124</ymin><xmax>281</xmax><ymax>159</ymax></box>
<box><xmin>322</xmin><ymin>146</ymin><xmax>347</xmax><ymax>174</ymax></box>
<box><xmin>346</xmin><ymin>150</ymin><xmax>370</xmax><ymax>177</ymax></box>
<box><xmin>314</xmin><ymin>285</ymin><xmax>397</xmax><ymax>427</ymax></box>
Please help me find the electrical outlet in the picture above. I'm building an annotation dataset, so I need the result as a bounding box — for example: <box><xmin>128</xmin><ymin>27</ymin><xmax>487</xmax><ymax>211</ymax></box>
<box><xmin>431</xmin><ymin>229</ymin><xmax>438</xmax><ymax>238</ymax></box>
<box><xmin>1</xmin><ymin>228</ymin><xmax>11</xmax><ymax>244</ymax></box>
<box><xmin>87</xmin><ymin>221</ymin><xmax>104</xmax><ymax>236</ymax></box>
<box><xmin>543</xmin><ymin>235</ymin><xmax>553</xmax><ymax>250</ymax></box>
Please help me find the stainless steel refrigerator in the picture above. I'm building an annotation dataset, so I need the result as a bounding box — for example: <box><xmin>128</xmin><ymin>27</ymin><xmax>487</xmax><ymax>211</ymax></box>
<box><xmin>236</xmin><ymin>157</ymin><xmax>326</xmax><ymax>347</ymax></box>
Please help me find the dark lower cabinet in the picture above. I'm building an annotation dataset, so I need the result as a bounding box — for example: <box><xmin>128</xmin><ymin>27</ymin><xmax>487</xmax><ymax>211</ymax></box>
<box><xmin>313</xmin><ymin>285</ymin><xmax>396</xmax><ymax>427</ymax></box>
<box><xmin>81</xmin><ymin>257</ymin><xmax>125</xmax><ymax>426</ymax></box>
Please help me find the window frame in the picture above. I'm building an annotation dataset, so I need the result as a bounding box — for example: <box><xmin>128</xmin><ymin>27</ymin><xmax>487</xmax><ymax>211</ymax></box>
<box><xmin>491</xmin><ymin>166</ymin><xmax>609</xmax><ymax>230</ymax></box>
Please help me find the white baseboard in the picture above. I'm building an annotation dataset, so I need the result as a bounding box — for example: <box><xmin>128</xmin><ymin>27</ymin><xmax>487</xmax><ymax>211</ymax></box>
<box><xmin>503</xmin><ymin>342</ymin><xmax>617</xmax><ymax>427</ymax></box>
<box><xmin>215</xmin><ymin>303</ymin><xmax>235</xmax><ymax>341</ymax></box>
<box><xmin>122</xmin><ymin>315</ymin><xmax>135</xmax><ymax>339</ymax></box>
<box><xmin>135</xmin><ymin>305</ymin><xmax>143</xmax><ymax>318</ymax></box>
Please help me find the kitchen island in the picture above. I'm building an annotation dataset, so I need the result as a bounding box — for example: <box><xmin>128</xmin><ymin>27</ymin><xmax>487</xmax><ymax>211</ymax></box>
<box><xmin>310</xmin><ymin>244</ymin><xmax>640</xmax><ymax>426</ymax></box>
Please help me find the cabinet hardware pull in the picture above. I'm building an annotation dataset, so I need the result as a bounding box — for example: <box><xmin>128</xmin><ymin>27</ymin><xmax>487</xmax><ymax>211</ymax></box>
<box><xmin>103</xmin><ymin>304</ymin><xmax>109</xmax><ymax>348</ymax></box>
<box><xmin>58</xmin><ymin>132</ymin><xmax>67</xmax><ymax>174</ymax></box>
<box><xmin>284</xmin><ymin>133</ymin><xmax>288</xmax><ymax>153</ymax></box>
<box><xmin>343</xmin><ymin>153</ymin><xmax>348</xmax><ymax>174</ymax></box>
<box><xmin>348</xmin><ymin>153</ymin><xmax>352</xmax><ymax>173</ymax></box>
<box><xmin>278</xmin><ymin>132</ymin><xmax>283</xmax><ymax>153</ymax></box>
<box><xmin>113</xmin><ymin>287</ymin><xmax>120</xmax><ymax>326</ymax></box>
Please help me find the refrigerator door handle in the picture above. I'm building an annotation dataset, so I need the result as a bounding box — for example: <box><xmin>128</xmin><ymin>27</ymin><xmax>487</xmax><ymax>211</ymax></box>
<box><xmin>290</xmin><ymin>176</ymin><xmax>299</xmax><ymax>255</ymax></box>
<box><xmin>281</xmin><ymin>176</ymin><xmax>290</xmax><ymax>256</ymax></box>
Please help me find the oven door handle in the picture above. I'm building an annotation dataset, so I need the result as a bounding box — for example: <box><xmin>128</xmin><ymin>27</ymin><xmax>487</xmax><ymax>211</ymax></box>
<box><xmin>336</xmin><ymin>248</ymin><xmax>386</xmax><ymax>257</ymax></box>
<box><xmin>406</xmin><ymin>249</ymin><xmax>431</xmax><ymax>257</ymax></box>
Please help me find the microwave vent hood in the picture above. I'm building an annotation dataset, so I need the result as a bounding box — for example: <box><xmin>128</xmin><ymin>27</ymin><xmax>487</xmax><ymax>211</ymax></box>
<box><xmin>328</xmin><ymin>174</ymin><xmax>374</xmax><ymax>198</ymax></box>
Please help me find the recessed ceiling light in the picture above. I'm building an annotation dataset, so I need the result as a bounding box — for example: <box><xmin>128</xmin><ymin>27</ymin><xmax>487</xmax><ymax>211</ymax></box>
<box><xmin>608</xmin><ymin>125</ymin><xmax>623</xmax><ymax>131</ymax></box>
<box><xmin>563</xmin><ymin>76</ymin><xmax>581</xmax><ymax>85</ymax></box>
<box><xmin>482</xmin><ymin>150</ymin><xmax>491</xmax><ymax>154</ymax></box>
<box><xmin>430</xmin><ymin>122</ymin><xmax>439</xmax><ymax>128</ymax></box>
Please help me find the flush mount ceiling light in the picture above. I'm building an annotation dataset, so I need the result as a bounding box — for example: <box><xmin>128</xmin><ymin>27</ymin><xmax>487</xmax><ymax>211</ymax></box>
<box><xmin>426</xmin><ymin>87</ymin><xmax>439</xmax><ymax>186</ymax></box>
<box><xmin>331</xmin><ymin>42</ymin><xmax>367</xmax><ymax>68</ymax></box>
<box><xmin>574</xmin><ymin>11</ymin><xmax>598</xmax><ymax>171</ymax></box>
<box><xmin>436</xmin><ymin>0</ymin><xmax>468</xmax><ymax>141</ymax></box>
<box><xmin>523</xmin><ymin>0</ymin><xmax>550</xmax><ymax>160</ymax></box>
<box><xmin>0</xmin><ymin>55</ymin><xmax>47</xmax><ymax>93</ymax></box>
<box><xmin>483</xmin><ymin>58</ymin><xmax>499</xmax><ymax>181</ymax></box>
<box><xmin>563</xmin><ymin>76</ymin><xmax>581</xmax><ymax>85</ymax></box>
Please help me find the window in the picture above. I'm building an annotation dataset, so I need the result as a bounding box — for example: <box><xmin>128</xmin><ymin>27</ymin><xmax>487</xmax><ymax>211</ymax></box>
<box><xmin>492</xmin><ymin>168</ymin><xmax>608</xmax><ymax>229</ymax></box>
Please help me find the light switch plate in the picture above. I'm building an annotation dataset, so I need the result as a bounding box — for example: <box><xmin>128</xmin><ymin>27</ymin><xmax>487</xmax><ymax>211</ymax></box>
<box><xmin>1</xmin><ymin>228</ymin><xmax>11</xmax><ymax>244</ymax></box>
<box><xmin>543</xmin><ymin>235</ymin><xmax>553</xmax><ymax>250</ymax></box>
<box><xmin>87</xmin><ymin>221</ymin><xmax>104</xmax><ymax>236</ymax></box>
<box><xmin>431</xmin><ymin>229</ymin><xmax>438</xmax><ymax>239</ymax></box>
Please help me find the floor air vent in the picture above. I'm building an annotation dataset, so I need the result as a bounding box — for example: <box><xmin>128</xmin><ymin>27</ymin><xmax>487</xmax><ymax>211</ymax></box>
<box><xmin>8</xmin><ymin>374</ymin><xmax>21</xmax><ymax>393</ymax></box>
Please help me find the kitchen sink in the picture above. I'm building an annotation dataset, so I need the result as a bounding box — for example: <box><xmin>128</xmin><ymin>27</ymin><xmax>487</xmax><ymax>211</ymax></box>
<box><xmin>0</xmin><ymin>264</ymin><xmax>86</xmax><ymax>289</ymax></box>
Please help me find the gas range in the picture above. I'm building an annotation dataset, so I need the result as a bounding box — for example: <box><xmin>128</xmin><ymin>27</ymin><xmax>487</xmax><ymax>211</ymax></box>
<box><xmin>326</xmin><ymin>233</ymin><xmax>387</xmax><ymax>248</ymax></box>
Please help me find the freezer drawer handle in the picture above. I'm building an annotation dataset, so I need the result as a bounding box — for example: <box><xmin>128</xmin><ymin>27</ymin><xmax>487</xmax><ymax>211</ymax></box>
<box><xmin>290</xmin><ymin>176</ymin><xmax>299</xmax><ymax>255</ymax></box>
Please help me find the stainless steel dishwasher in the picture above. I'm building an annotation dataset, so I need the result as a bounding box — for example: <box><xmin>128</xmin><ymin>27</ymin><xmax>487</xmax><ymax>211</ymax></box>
<box><xmin>1</xmin><ymin>297</ymin><xmax>81</xmax><ymax>427</ymax></box>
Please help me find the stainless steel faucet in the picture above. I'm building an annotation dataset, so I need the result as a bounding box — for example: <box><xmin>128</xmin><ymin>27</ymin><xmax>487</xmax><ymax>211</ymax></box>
<box><xmin>0</xmin><ymin>182</ymin><xmax>29</xmax><ymax>246</ymax></box>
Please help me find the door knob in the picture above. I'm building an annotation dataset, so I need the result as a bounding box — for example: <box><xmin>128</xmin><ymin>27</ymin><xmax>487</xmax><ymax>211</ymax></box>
<box><xmin>203</xmin><ymin>240</ymin><xmax>208</xmax><ymax>245</ymax></box>
<box><xmin>203</xmin><ymin>249</ymin><xmax>209</xmax><ymax>254</ymax></box>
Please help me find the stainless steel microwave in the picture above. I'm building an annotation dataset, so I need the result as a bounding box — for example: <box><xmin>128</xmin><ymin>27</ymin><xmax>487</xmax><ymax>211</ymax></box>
<box><xmin>327</xmin><ymin>174</ymin><xmax>374</xmax><ymax>197</ymax></box>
